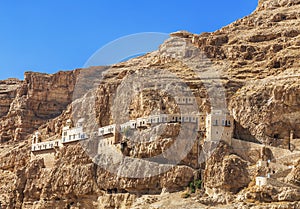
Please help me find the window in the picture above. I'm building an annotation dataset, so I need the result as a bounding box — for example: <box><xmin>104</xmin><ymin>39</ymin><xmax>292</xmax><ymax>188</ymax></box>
<box><xmin>63</xmin><ymin>132</ymin><xmax>67</xmax><ymax>136</ymax></box>
<box><xmin>213</xmin><ymin>120</ymin><xmax>218</xmax><ymax>126</ymax></box>
<box><xmin>222</xmin><ymin>120</ymin><xmax>225</xmax><ymax>126</ymax></box>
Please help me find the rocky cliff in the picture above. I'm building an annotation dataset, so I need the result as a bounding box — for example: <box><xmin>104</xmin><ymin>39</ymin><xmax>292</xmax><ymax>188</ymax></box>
<box><xmin>0</xmin><ymin>0</ymin><xmax>300</xmax><ymax>208</ymax></box>
<box><xmin>0</xmin><ymin>71</ymin><xmax>79</xmax><ymax>142</ymax></box>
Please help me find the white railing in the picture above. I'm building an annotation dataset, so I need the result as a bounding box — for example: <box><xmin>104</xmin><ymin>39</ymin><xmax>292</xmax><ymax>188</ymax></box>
<box><xmin>99</xmin><ymin>124</ymin><xmax>116</xmax><ymax>136</ymax></box>
<box><xmin>120</xmin><ymin>120</ymin><xmax>137</xmax><ymax>132</ymax></box>
<box><xmin>31</xmin><ymin>112</ymin><xmax>213</xmax><ymax>153</ymax></box>
<box><xmin>31</xmin><ymin>139</ymin><xmax>60</xmax><ymax>152</ymax></box>
<box><xmin>62</xmin><ymin>133</ymin><xmax>87</xmax><ymax>144</ymax></box>
<box><xmin>136</xmin><ymin>117</ymin><xmax>147</xmax><ymax>128</ymax></box>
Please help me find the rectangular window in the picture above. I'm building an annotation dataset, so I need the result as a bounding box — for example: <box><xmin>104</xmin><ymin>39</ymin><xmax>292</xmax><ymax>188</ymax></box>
<box><xmin>213</xmin><ymin>120</ymin><xmax>218</xmax><ymax>126</ymax></box>
<box><xmin>222</xmin><ymin>120</ymin><xmax>225</xmax><ymax>126</ymax></box>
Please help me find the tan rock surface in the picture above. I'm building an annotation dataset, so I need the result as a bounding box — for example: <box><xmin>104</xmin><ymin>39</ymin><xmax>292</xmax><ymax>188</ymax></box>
<box><xmin>0</xmin><ymin>0</ymin><xmax>300</xmax><ymax>208</ymax></box>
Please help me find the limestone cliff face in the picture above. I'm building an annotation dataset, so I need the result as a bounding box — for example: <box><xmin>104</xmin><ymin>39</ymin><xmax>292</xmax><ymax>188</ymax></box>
<box><xmin>0</xmin><ymin>71</ymin><xmax>79</xmax><ymax>142</ymax></box>
<box><xmin>189</xmin><ymin>0</ymin><xmax>300</xmax><ymax>144</ymax></box>
<box><xmin>203</xmin><ymin>142</ymin><xmax>250</xmax><ymax>194</ymax></box>
<box><xmin>0</xmin><ymin>78</ymin><xmax>22</xmax><ymax>118</ymax></box>
<box><xmin>258</xmin><ymin>0</ymin><xmax>300</xmax><ymax>11</ymax></box>
<box><xmin>0</xmin><ymin>0</ymin><xmax>300</xmax><ymax>208</ymax></box>
<box><xmin>230</xmin><ymin>75</ymin><xmax>300</xmax><ymax>143</ymax></box>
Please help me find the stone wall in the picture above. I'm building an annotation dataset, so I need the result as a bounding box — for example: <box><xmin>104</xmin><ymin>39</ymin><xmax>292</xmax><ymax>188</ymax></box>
<box><xmin>31</xmin><ymin>150</ymin><xmax>57</xmax><ymax>168</ymax></box>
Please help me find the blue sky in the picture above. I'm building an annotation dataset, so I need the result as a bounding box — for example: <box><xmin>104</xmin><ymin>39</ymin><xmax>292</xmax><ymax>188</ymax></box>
<box><xmin>0</xmin><ymin>1</ymin><xmax>258</xmax><ymax>80</ymax></box>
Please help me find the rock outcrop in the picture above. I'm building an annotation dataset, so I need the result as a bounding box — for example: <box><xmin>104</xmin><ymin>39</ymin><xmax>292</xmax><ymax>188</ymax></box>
<box><xmin>0</xmin><ymin>71</ymin><xmax>79</xmax><ymax>142</ymax></box>
<box><xmin>0</xmin><ymin>78</ymin><xmax>22</xmax><ymax>118</ymax></box>
<box><xmin>203</xmin><ymin>142</ymin><xmax>251</xmax><ymax>194</ymax></box>
<box><xmin>0</xmin><ymin>0</ymin><xmax>300</xmax><ymax>208</ymax></box>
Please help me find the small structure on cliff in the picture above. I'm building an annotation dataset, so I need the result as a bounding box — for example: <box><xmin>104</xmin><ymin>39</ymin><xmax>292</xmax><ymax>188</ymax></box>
<box><xmin>255</xmin><ymin>176</ymin><xmax>268</xmax><ymax>187</ymax></box>
<box><xmin>98</xmin><ymin>124</ymin><xmax>120</xmax><ymax>150</ymax></box>
<box><xmin>31</xmin><ymin>131</ymin><xmax>61</xmax><ymax>168</ymax></box>
<box><xmin>31</xmin><ymin>131</ymin><xmax>60</xmax><ymax>152</ymax></box>
<box><xmin>205</xmin><ymin>108</ymin><xmax>234</xmax><ymax>145</ymax></box>
<box><xmin>62</xmin><ymin>118</ymin><xmax>87</xmax><ymax>144</ymax></box>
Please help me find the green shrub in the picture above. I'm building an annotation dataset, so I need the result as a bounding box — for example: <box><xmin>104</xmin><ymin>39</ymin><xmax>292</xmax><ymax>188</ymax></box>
<box><xmin>189</xmin><ymin>179</ymin><xmax>202</xmax><ymax>193</ymax></box>
<box><xmin>189</xmin><ymin>182</ymin><xmax>195</xmax><ymax>193</ymax></box>
<box><xmin>194</xmin><ymin>179</ymin><xmax>202</xmax><ymax>189</ymax></box>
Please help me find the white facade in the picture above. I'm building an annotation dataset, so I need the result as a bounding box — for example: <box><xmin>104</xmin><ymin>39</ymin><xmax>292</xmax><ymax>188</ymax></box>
<box><xmin>146</xmin><ymin>114</ymin><xmax>175</xmax><ymax>124</ymax></box>
<box><xmin>256</xmin><ymin>176</ymin><xmax>268</xmax><ymax>187</ymax></box>
<box><xmin>76</xmin><ymin>118</ymin><xmax>85</xmax><ymax>128</ymax></box>
<box><xmin>181</xmin><ymin>114</ymin><xmax>197</xmax><ymax>123</ymax></box>
<box><xmin>148</xmin><ymin>115</ymin><xmax>161</xmax><ymax>124</ymax></box>
<box><xmin>136</xmin><ymin>117</ymin><xmax>148</xmax><ymax>128</ymax></box>
<box><xmin>62</xmin><ymin>118</ymin><xmax>87</xmax><ymax>144</ymax></box>
<box><xmin>32</xmin><ymin>131</ymin><xmax>41</xmax><ymax>144</ymax></box>
<box><xmin>175</xmin><ymin>97</ymin><xmax>196</xmax><ymax>105</ymax></box>
<box><xmin>120</xmin><ymin>120</ymin><xmax>136</xmax><ymax>132</ymax></box>
<box><xmin>205</xmin><ymin>109</ymin><xmax>234</xmax><ymax>145</ymax></box>
<box><xmin>167</xmin><ymin>114</ymin><xmax>181</xmax><ymax>123</ymax></box>
<box><xmin>32</xmin><ymin>112</ymin><xmax>223</xmax><ymax>154</ymax></box>
<box><xmin>32</xmin><ymin>139</ymin><xmax>60</xmax><ymax>152</ymax></box>
<box><xmin>62</xmin><ymin>127</ymin><xmax>87</xmax><ymax>143</ymax></box>
<box><xmin>99</xmin><ymin>124</ymin><xmax>116</xmax><ymax>136</ymax></box>
<box><xmin>98</xmin><ymin>136</ymin><xmax>116</xmax><ymax>149</ymax></box>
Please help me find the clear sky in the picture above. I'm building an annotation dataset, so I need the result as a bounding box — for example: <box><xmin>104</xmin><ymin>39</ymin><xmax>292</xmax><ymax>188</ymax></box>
<box><xmin>0</xmin><ymin>0</ymin><xmax>258</xmax><ymax>80</ymax></box>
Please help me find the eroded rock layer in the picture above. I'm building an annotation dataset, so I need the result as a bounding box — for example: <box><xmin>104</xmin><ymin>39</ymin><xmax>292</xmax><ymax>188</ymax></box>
<box><xmin>0</xmin><ymin>0</ymin><xmax>300</xmax><ymax>208</ymax></box>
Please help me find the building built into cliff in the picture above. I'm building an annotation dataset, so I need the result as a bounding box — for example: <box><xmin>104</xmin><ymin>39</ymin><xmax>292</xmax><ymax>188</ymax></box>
<box><xmin>205</xmin><ymin>108</ymin><xmax>234</xmax><ymax>145</ymax></box>
<box><xmin>30</xmin><ymin>108</ymin><xmax>236</xmax><ymax>168</ymax></box>
<box><xmin>62</xmin><ymin>118</ymin><xmax>87</xmax><ymax>144</ymax></box>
